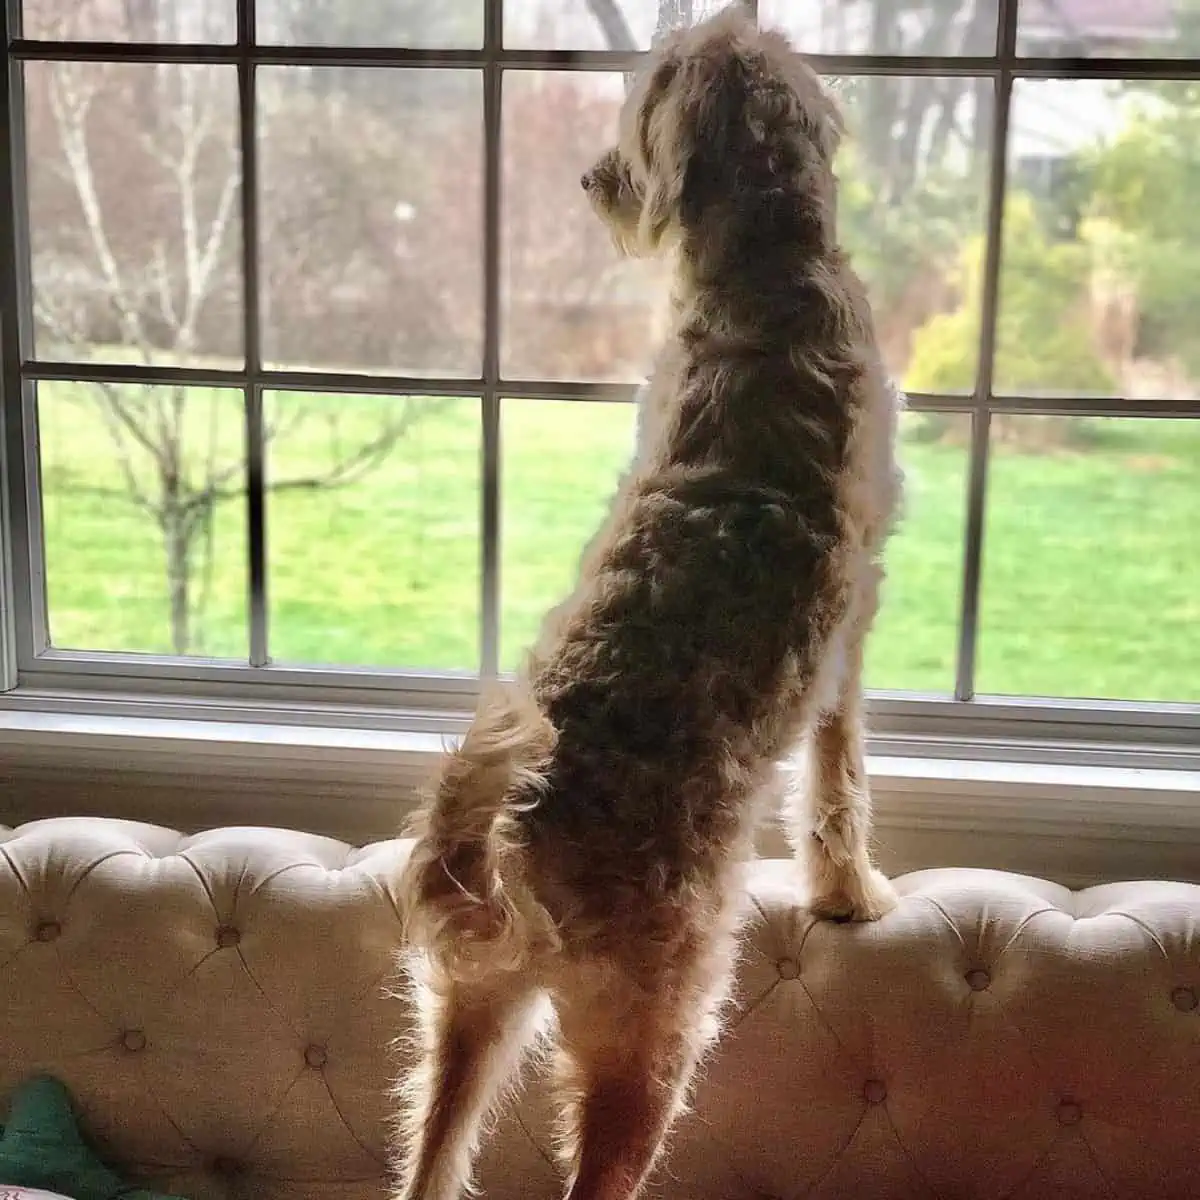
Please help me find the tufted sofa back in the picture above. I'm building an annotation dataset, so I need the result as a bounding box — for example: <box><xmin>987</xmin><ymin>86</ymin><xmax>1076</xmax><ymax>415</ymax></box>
<box><xmin>1</xmin><ymin>817</ymin><xmax>1199</xmax><ymax>1200</ymax></box>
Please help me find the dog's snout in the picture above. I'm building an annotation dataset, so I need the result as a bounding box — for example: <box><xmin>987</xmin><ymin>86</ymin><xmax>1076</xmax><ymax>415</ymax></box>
<box><xmin>580</xmin><ymin>171</ymin><xmax>593</xmax><ymax>191</ymax></box>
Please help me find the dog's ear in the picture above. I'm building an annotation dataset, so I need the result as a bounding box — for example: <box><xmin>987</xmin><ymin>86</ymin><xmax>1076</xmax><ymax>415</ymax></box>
<box><xmin>806</xmin><ymin>82</ymin><xmax>844</xmax><ymax>161</ymax></box>
<box><xmin>635</xmin><ymin>51</ymin><xmax>686</xmax><ymax>248</ymax></box>
<box><xmin>759</xmin><ymin>29</ymin><xmax>844</xmax><ymax>162</ymax></box>
<box><xmin>637</xmin><ymin>43</ymin><xmax>744</xmax><ymax>246</ymax></box>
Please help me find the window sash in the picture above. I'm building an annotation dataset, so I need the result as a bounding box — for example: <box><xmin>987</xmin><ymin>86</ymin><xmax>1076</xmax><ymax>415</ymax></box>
<box><xmin>2</xmin><ymin>0</ymin><xmax>1199</xmax><ymax>756</ymax></box>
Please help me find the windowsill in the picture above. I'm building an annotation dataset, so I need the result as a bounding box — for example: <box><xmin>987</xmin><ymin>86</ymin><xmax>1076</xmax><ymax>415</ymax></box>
<box><xmin>1</xmin><ymin>705</ymin><xmax>1197</xmax><ymax>887</ymax></box>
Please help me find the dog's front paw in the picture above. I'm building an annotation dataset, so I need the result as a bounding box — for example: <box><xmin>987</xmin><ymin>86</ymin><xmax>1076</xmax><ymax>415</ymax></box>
<box><xmin>809</xmin><ymin>864</ymin><xmax>898</xmax><ymax>923</ymax></box>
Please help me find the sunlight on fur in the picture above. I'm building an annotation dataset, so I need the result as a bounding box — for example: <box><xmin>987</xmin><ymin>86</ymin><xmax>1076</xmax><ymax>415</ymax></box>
<box><xmin>393</xmin><ymin>7</ymin><xmax>903</xmax><ymax>1200</ymax></box>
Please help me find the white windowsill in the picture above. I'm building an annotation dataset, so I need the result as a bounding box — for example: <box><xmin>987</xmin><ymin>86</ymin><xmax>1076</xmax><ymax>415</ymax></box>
<box><xmin>2</xmin><ymin>706</ymin><xmax>1198</xmax><ymax>887</ymax></box>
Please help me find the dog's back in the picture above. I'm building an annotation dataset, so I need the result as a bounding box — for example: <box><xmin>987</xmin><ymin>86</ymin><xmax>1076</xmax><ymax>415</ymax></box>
<box><xmin>521</xmin><ymin>327</ymin><xmax>887</xmax><ymax>923</ymax></box>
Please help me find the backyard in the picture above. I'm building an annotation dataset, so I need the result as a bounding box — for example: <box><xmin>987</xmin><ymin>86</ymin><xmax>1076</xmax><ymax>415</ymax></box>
<box><xmin>37</xmin><ymin>387</ymin><xmax>1200</xmax><ymax>703</ymax></box>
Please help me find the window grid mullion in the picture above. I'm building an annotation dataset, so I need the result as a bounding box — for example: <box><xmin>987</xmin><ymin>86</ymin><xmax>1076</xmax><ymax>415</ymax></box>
<box><xmin>954</xmin><ymin>0</ymin><xmax>1019</xmax><ymax>703</ymax></box>
<box><xmin>9</xmin><ymin>42</ymin><xmax>1200</xmax><ymax>84</ymax></box>
<box><xmin>479</xmin><ymin>0</ymin><xmax>503</xmax><ymax>679</ymax></box>
<box><xmin>237</xmin><ymin>0</ymin><xmax>268</xmax><ymax>668</ymax></box>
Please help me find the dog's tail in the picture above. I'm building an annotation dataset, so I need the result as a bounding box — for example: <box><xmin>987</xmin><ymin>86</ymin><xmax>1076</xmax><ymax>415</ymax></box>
<box><xmin>398</xmin><ymin>682</ymin><xmax>558</xmax><ymax>986</ymax></box>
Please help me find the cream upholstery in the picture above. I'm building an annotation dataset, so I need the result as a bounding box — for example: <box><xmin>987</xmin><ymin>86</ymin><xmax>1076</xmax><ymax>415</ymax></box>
<box><xmin>1</xmin><ymin>817</ymin><xmax>1198</xmax><ymax>1200</ymax></box>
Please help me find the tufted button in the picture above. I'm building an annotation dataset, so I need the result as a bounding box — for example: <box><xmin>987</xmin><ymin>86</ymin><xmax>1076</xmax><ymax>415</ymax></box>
<box><xmin>215</xmin><ymin>925</ymin><xmax>241</xmax><ymax>949</ymax></box>
<box><xmin>776</xmin><ymin>957</ymin><xmax>800</xmax><ymax>981</ymax></box>
<box><xmin>212</xmin><ymin>1156</ymin><xmax>241</xmax><ymax>1176</ymax></box>
<box><xmin>965</xmin><ymin>968</ymin><xmax>991</xmax><ymax>991</ymax></box>
<box><xmin>304</xmin><ymin>1043</ymin><xmax>328</xmax><ymax>1069</ymax></box>
<box><xmin>1057</xmin><ymin>1100</ymin><xmax>1083</xmax><ymax>1126</ymax></box>
<box><xmin>1171</xmin><ymin>986</ymin><xmax>1197</xmax><ymax>1012</ymax></box>
<box><xmin>863</xmin><ymin>1079</ymin><xmax>887</xmax><ymax>1105</ymax></box>
<box><xmin>121</xmin><ymin>1029</ymin><xmax>147</xmax><ymax>1053</ymax></box>
<box><xmin>33</xmin><ymin>920</ymin><xmax>62</xmax><ymax>943</ymax></box>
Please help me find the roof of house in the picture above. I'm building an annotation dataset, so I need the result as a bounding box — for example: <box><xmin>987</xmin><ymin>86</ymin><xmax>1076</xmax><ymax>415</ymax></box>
<box><xmin>1021</xmin><ymin>0</ymin><xmax>1175</xmax><ymax>41</ymax></box>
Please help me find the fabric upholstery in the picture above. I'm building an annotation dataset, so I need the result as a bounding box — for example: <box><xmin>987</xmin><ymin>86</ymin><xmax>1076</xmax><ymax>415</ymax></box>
<box><xmin>1</xmin><ymin>818</ymin><xmax>1197</xmax><ymax>1199</ymax></box>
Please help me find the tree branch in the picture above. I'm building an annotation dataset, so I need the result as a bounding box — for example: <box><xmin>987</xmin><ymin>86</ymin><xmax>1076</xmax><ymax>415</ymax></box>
<box><xmin>47</xmin><ymin>64</ymin><xmax>150</xmax><ymax>353</ymax></box>
<box><xmin>184</xmin><ymin>398</ymin><xmax>451</xmax><ymax>512</ymax></box>
<box><xmin>33</xmin><ymin>299</ymin><xmax>169</xmax><ymax>473</ymax></box>
<box><xmin>586</xmin><ymin>0</ymin><xmax>637</xmax><ymax>50</ymax></box>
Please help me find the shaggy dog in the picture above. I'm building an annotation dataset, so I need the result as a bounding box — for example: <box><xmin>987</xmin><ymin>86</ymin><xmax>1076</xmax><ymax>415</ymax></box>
<box><xmin>393</xmin><ymin>9</ymin><xmax>902</xmax><ymax>1200</ymax></box>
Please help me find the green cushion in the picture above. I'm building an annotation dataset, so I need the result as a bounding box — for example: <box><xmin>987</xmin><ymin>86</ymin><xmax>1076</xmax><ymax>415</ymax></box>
<box><xmin>0</xmin><ymin>1077</ymin><xmax>184</xmax><ymax>1200</ymax></box>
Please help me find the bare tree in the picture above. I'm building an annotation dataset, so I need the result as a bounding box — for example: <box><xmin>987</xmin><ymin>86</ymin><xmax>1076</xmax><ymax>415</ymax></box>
<box><xmin>585</xmin><ymin>0</ymin><xmax>638</xmax><ymax>49</ymax></box>
<box><xmin>584</xmin><ymin>0</ymin><xmax>712</xmax><ymax>58</ymax></box>
<box><xmin>32</xmin><ymin>57</ymin><xmax>441</xmax><ymax>655</ymax></box>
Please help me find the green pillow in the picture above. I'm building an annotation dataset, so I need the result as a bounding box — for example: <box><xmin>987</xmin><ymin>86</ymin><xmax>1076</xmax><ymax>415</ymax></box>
<box><xmin>0</xmin><ymin>1077</ymin><xmax>184</xmax><ymax>1200</ymax></box>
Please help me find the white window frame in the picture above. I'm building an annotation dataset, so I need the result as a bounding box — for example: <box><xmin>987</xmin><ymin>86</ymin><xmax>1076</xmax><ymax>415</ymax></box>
<box><xmin>0</xmin><ymin>0</ymin><xmax>1197</xmax><ymax>819</ymax></box>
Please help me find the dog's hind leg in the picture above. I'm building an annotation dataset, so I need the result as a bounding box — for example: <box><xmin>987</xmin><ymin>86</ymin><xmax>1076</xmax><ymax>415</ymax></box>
<box><xmin>800</xmin><ymin>634</ymin><xmax>899</xmax><ymax>923</ymax></box>
<box><xmin>551</xmin><ymin>946</ymin><xmax>728</xmax><ymax>1200</ymax></box>
<box><xmin>394</xmin><ymin>969</ymin><xmax>543</xmax><ymax>1200</ymax></box>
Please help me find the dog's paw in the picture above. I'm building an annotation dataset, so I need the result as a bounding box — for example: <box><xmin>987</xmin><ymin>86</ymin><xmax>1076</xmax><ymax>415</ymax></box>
<box><xmin>809</xmin><ymin>865</ymin><xmax>898</xmax><ymax>924</ymax></box>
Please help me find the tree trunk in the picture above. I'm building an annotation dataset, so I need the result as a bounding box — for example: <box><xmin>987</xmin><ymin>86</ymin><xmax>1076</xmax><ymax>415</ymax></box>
<box><xmin>586</xmin><ymin>0</ymin><xmax>638</xmax><ymax>50</ymax></box>
<box><xmin>655</xmin><ymin>0</ymin><xmax>696</xmax><ymax>42</ymax></box>
<box><xmin>162</xmin><ymin>507</ymin><xmax>192</xmax><ymax>656</ymax></box>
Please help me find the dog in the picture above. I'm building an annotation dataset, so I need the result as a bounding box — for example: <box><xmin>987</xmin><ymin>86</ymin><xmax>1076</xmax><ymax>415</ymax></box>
<box><xmin>393</xmin><ymin>9</ymin><xmax>902</xmax><ymax>1200</ymax></box>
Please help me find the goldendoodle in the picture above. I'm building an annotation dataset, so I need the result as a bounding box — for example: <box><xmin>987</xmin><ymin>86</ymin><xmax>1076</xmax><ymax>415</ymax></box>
<box><xmin>394</xmin><ymin>9</ymin><xmax>902</xmax><ymax>1200</ymax></box>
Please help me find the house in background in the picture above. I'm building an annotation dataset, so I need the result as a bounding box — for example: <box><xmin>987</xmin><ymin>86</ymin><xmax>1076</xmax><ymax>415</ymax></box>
<box><xmin>1013</xmin><ymin>0</ymin><xmax>1179</xmax><ymax>227</ymax></box>
<box><xmin>1019</xmin><ymin>0</ymin><xmax>1176</xmax><ymax>56</ymax></box>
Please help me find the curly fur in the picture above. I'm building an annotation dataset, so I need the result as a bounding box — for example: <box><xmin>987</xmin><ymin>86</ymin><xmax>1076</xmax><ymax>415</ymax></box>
<box><xmin>393</xmin><ymin>9</ymin><xmax>902</xmax><ymax>1200</ymax></box>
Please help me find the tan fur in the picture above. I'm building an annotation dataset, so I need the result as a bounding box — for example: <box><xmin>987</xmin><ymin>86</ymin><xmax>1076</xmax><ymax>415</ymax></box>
<box><xmin>393</xmin><ymin>10</ymin><xmax>901</xmax><ymax>1200</ymax></box>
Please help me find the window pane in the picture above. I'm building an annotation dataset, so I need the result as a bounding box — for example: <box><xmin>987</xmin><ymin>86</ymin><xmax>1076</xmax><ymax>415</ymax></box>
<box><xmin>259</xmin><ymin>69</ymin><xmax>482</xmax><ymax>379</ymax></box>
<box><xmin>867</xmin><ymin>412</ymin><xmax>970</xmax><ymax>695</ymax></box>
<box><xmin>1018</xmin><ymin>0</ymin><xmax>1196</xmax><ymax>58</ymax></box>
<box><xmin>258</xmin><ymin>0</ymin><xmax>482</xmax><ymax>47</ymax></box>
<box><xmin>266</xmin><ymin>393</ymin><xmax>480</xmax><ymax>671</ymax></box>
<box><xmin>22</xmin><ymin>0</ymin><xmax>234</xmax><ymax>41</ymax></box>
<box><xmin>763</xmin><ymin>0</ymin><xmax>998</xmax><ymax>55</ymax></box>
<box><xmin>38</xmin><ymin>382</ymin><xmax>247</xmax><ymax>658</ymax></box>
<box><xmin>501</xmin><ymin>399</ymin><xmax>637</xmax><ymax>670</ymax></box>
<box><xmin>26</xmin><ymin>62</ymin><xmax>242</xmax><ymax>369</ymax></box>
<box><xmin>838</xmin><ymin>76</ymin><xmax>993</xmax><ymax>395</ymax></box>
<box><xmin>502</xmin><ymin>71</ymin><xmax>665</xmax><ymax>384</ymax></box>
<box><xmin>506</xmin><ymin>0</ymin><xmax>729</xmax><ymax>50</ymax></box>
<box><xmin>979</xmin><ymin>418</ymin><xmax>1200</xmax><ymax>702</ymax></box>
<box><xmin>999</xmin><ymin>80</ymin><xmax>1200</xmax><ymax>401</ymax></box>
<box><xmin>499</xmin><ymin>403</ymin><xmax>966</xmax><ymax>693</ymax></box>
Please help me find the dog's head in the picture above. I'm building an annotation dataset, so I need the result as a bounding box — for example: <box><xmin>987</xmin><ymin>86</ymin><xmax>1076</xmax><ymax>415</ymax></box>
<box><xmin>581</xmin><ymin>5</ymin><xmax>843</xmax><ymax>257</ymax></box>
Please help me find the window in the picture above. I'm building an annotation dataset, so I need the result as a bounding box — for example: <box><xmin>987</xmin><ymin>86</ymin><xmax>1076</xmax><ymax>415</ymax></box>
<box><xmin>0</xmin><ymin>0</ymin><xmax>1197</xmax><ymax>763</ymax></box>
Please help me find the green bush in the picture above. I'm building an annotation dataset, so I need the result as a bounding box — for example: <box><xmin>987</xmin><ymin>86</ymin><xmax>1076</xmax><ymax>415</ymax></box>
<box><xmin>908</xmin><ymin>192</ymin><xmax>1114</xmax><ymax>397</ymax></box>
<box><xmin>906</xmin><ymin>193</ymin><xmax>1114</xmax><ymax>449</ymax></box>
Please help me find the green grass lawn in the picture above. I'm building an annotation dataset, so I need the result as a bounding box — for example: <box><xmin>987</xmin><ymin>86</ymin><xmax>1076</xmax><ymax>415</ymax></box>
<box><xmin>35</xmin><ymin>384</ymin><xmax>1200</xmax><ymax>703</ymax></box>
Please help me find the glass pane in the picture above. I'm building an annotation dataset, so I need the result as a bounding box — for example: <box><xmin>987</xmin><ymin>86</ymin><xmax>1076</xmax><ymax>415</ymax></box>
<box><xmin>979</xmin><ymin>417</ymin><xmax>1200</xmax><ymax>702</ymax></box>
<box><xmin>506</xmin><ymin>0</ymin><xmax>730</xmax><ymax>50</ymax></box>
<box><xmin>22</xmin><ymin>0</ymin><xmax>235</xmax><ymax>41</ymax></box>
<box><xmin>501</xmin><ymin>399</ymin><xmax>637</xmax><ymax>670</ymax></box>
<box><xmin>867</xmin><ymin>411</ymin><xmax>970</xmax><ymax>695</ymax></box>
<box><xmin>259</xmin><ymin>68</ymin><xmax>482</xmax><ymax>379</ymax></box>
<box><xmin>764</xmin><ymin>0</ymin><xmax>998</xmax><ymax>55</ymax></box>
<box><xmin>38</xmin><ymin>382</ymin><xmax>247</xmax><ymax>658</ymax></box>
<box><xmin>25</xmin><ymin>62</ymin><xmax>242</xmax><ymax>369</ymax></box>
<box><xmin>266</xmin><ymin>393</ymin><xmax>480</xmax><ymax>671</ymax></box>
<box><xmin>499</xmin><ymin>404</ymin><xmax>966</xmax><ymax>693</ymax></box>
<box><xmin>999</xmin><ymin>80</ymin><xmax>1200</xmax><ymax>401</ymax></box>
<box><xmin>1018</xmin><ymin>0</ymin><xmax>1197</xmax><ymax>58</ymax></box>
<box><xmin>502</xmin><ymin>71</ymin><xmax>665</xmax><ymax>384</ymax></box>
<box><xmin>258</xmin><ymin>0</ymin><xmax>482</xmax><ymax>47</ymax></box>
<box><xmin>838</xmin><ymin>76</ymin><xmax>993</xmax><ymax>394</ymax></box>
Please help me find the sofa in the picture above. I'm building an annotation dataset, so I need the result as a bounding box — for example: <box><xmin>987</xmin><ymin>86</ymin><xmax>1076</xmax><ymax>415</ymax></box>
<box><xmin>1</xmin><ymin>816</ymin><xmax>1198</xmax><ymax>1200</ymax></box>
